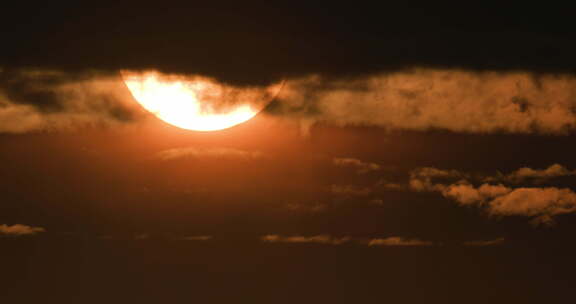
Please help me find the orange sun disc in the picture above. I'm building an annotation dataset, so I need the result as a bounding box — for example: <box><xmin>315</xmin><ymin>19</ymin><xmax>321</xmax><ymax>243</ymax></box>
<box><xmin>122</xmin><ymin>71</ymin><xmax>281</xmax><ymax>131</ymax></box>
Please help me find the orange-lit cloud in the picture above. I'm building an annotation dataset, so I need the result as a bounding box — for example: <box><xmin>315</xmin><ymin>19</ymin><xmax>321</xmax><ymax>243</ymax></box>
<box><xmin>261</xmin><ymin>234</ymin><xmax>351</xmax><ymax>245</ymax></box>
<box><xmin>3</xmin><ymin>67</ymin><xmax>576</xmax><ymax>134</ymax></box>
<box><xmin>285</xmin><ymin>201</ymin><xmax>329</xmax><ymax>214</ymax></box>
<box><xmin>407</xmin><ymin>165</ymin><xmax>576</xmax><ymax>225</ymax></box>
<box><xmin>409</xmin><ymin>167</ymin><xmax>464</xmax><ymax>192</ymax></box>
<box><xmin>367</xmin><ymin>237</ymin><xmax>434</xmax><ymax>247</ymax></box>
<box><xmin>0</xmin><ymin>224</ymin><xmax>46</xmax><ymax>236</ymax></box>
<box><xmin>275</xmin><ymin>69</ymin><xmax>576</xmax><ymax>134</ymax></box>
<box><xmin>156</xmin><ymin>147</ymin><xmax>265</xmax><ymax>161</ymax></box>
<box><xmin>0</xmin><ymin>69</ymin><xmax>142</xmax><ymax>133</ymax></box>
<box><xmin>330</xmin><ymin>184</ymin><xmax>372</xmax><ymax>197</ymax></box>
<box><xmin>261</xmin><ymin>235</ymin><xmax>437</xmax><ymax>246</ymax></box>
<box><xmin>172</xmin><ymin>235</ymin><xmax>213</xmax><ymax>241</ymax></box>
<box><xmin>333</xmin><ymin>157</ymin><xmax>381</xmax><ymax>174</ymax></box>
<box><xmin>463</xmin><ymin>238</ymin><xmax>505</xmax><ymax>247</ymax></box>
<box><xmin>491</xmin><ymin>164</ymin><xmax>576</xmax><ymax>184</ymax></box>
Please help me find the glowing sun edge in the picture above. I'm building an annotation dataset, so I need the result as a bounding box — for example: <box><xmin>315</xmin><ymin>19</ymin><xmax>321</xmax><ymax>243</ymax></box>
<box><xmin>122</xmin><ymin>72</ymin><xmax>261</xmax><ymax>131</ymax></box>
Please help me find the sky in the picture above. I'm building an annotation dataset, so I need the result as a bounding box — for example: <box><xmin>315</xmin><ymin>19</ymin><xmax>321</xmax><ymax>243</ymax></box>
<box><xmin>2</xmin><ymin>4</ymin><xmax>576</xmax><ymax>303</ymax></box>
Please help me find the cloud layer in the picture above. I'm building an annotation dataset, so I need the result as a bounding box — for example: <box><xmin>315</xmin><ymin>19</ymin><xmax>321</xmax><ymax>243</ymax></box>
<box><xmin>273</xmin><ymin>69</ymin><xmax>576</xmax><ymax>134</ymax></box>
<box><xmin>0</xmin><ymin>69</ymin><xmax>143</xmax><ymax>133</ymax></box>
<box><xmin>2</xmin><ymin>67</ymin><xmax>576</xmax><ymax>134</ymax></box>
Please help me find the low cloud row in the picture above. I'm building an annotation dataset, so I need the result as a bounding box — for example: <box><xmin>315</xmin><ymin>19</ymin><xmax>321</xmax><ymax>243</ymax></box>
<box><xmin>2</xmin><ymin>68</ymin><xmax>576</xmax><ymax>134</ymax></box>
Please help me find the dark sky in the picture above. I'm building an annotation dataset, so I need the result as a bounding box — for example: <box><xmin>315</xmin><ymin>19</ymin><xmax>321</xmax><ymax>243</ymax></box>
<box><xmin>2</xmin><ymin>3</ymin><xmax>576</xmax><ymax>84</ymax></box>
<box><xmin>2</xmin><ymin>4</ymin><xmax>576</xmax><ymax>303</ymax></box>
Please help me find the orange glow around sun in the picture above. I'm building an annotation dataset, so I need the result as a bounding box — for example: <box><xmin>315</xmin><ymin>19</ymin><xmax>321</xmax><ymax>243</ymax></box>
<box><xmin>122</xmin><ymin>71</ymin><xmax>280</xmax><ymax>131</ymax></box>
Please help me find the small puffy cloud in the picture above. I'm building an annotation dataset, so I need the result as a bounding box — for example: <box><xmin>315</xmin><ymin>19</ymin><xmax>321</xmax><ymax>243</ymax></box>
<box><xmin>0</xmin><ymin>224</ymin><xmax>46</xmax><ymax>236</ymax></box>
<box><xmin>333</xmin><ymin>157</ymin><xmax>380</xmax><ymax>174</ymax></box>
<box><xmin>489</xmin><ymin>187</ymin><xmax>576</xmax><ymax>225</ymax></box>
<box><xmin>502</xmin><ymin>164</ymin><xmax>576</xmax><ymax>184</ymax></box>
<box><xmin>261</xmin><ymin>234</ymin><xmax>351</xmax><ymax>245</ymax></box>
<box><xmin>157</xmin><ymin>147</ymin><xmax>265</xmax><ymax>161</ymax></box>
<box><xmin>377</xmin><ymin>181</ymin><xmax>405</xmax><ymax>191</ymax></box>
<box><xmin>367</xmin><ymin>237</ymin><xmax>434</xmax><ymax>247</ymax></box>
<box><xmin>442</xmin><ymin>184</ymin><xmax>511</xmax><ymax>205</ymax></box>
<box><xmin>369</xmin><ymin>199</ymin><xmax>384</xmax><ymax>205</ymax></box>
<box><xmin>463</xmin><ymin>238</ymin><xmax>505</xmax><ymax>247</ymax></box>
<box><xmin>442</xmin><ymin>184</ymin><xmax>576</xmax><ymax>225</ymax></box>
<box><xmin>285</xmin><ymin>201</ymin><xmax>329</xmax><ymax>214</ymax></box>
<box><xmin>330</xmin><ymin>184</ymin><xmax>372</xmax><ymax>196</ymax></box>
<box><xmin>408</xmin><ymin>165</ymin><xmax>576</xmax><ymax>225</ymax></box>
<box><xmin>409</xmin><ymin>167</ymin><xmax>463</xmax><ymax>192</ymax></box>
<box><xmin>412</xmin><ymin>167</ymin><xmax>462</xmax><ymax>179</ymax></box>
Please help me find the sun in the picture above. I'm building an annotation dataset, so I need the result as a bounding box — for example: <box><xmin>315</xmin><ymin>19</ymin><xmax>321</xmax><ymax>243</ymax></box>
<box><xmin>121</xmin><ymin>71</ymin><xmax>280</xmax><ymax>131</ymax></box>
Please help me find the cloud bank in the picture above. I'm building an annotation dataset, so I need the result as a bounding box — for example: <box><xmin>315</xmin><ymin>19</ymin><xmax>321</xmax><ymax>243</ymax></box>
<box><xmin>0</xmin><ymin>69</ymin><xmax>143</xmax><ymax>133</ymax></box>
<box><xmin>3</xmin><ymin>67</ymin><xmax>576</xmax><ymax>134</ymax></box>
<box><xmin>273</xmin><ymin>69</ymin><xmax>576</xmax><ymax>134</ymax></box>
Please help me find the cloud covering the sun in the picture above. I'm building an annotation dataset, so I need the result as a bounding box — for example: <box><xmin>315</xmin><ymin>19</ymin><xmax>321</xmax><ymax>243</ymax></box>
<box><xmin>2</xmin><ymin>67</ymin><xmax>576</xmax><ymax>135</ymax></box>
